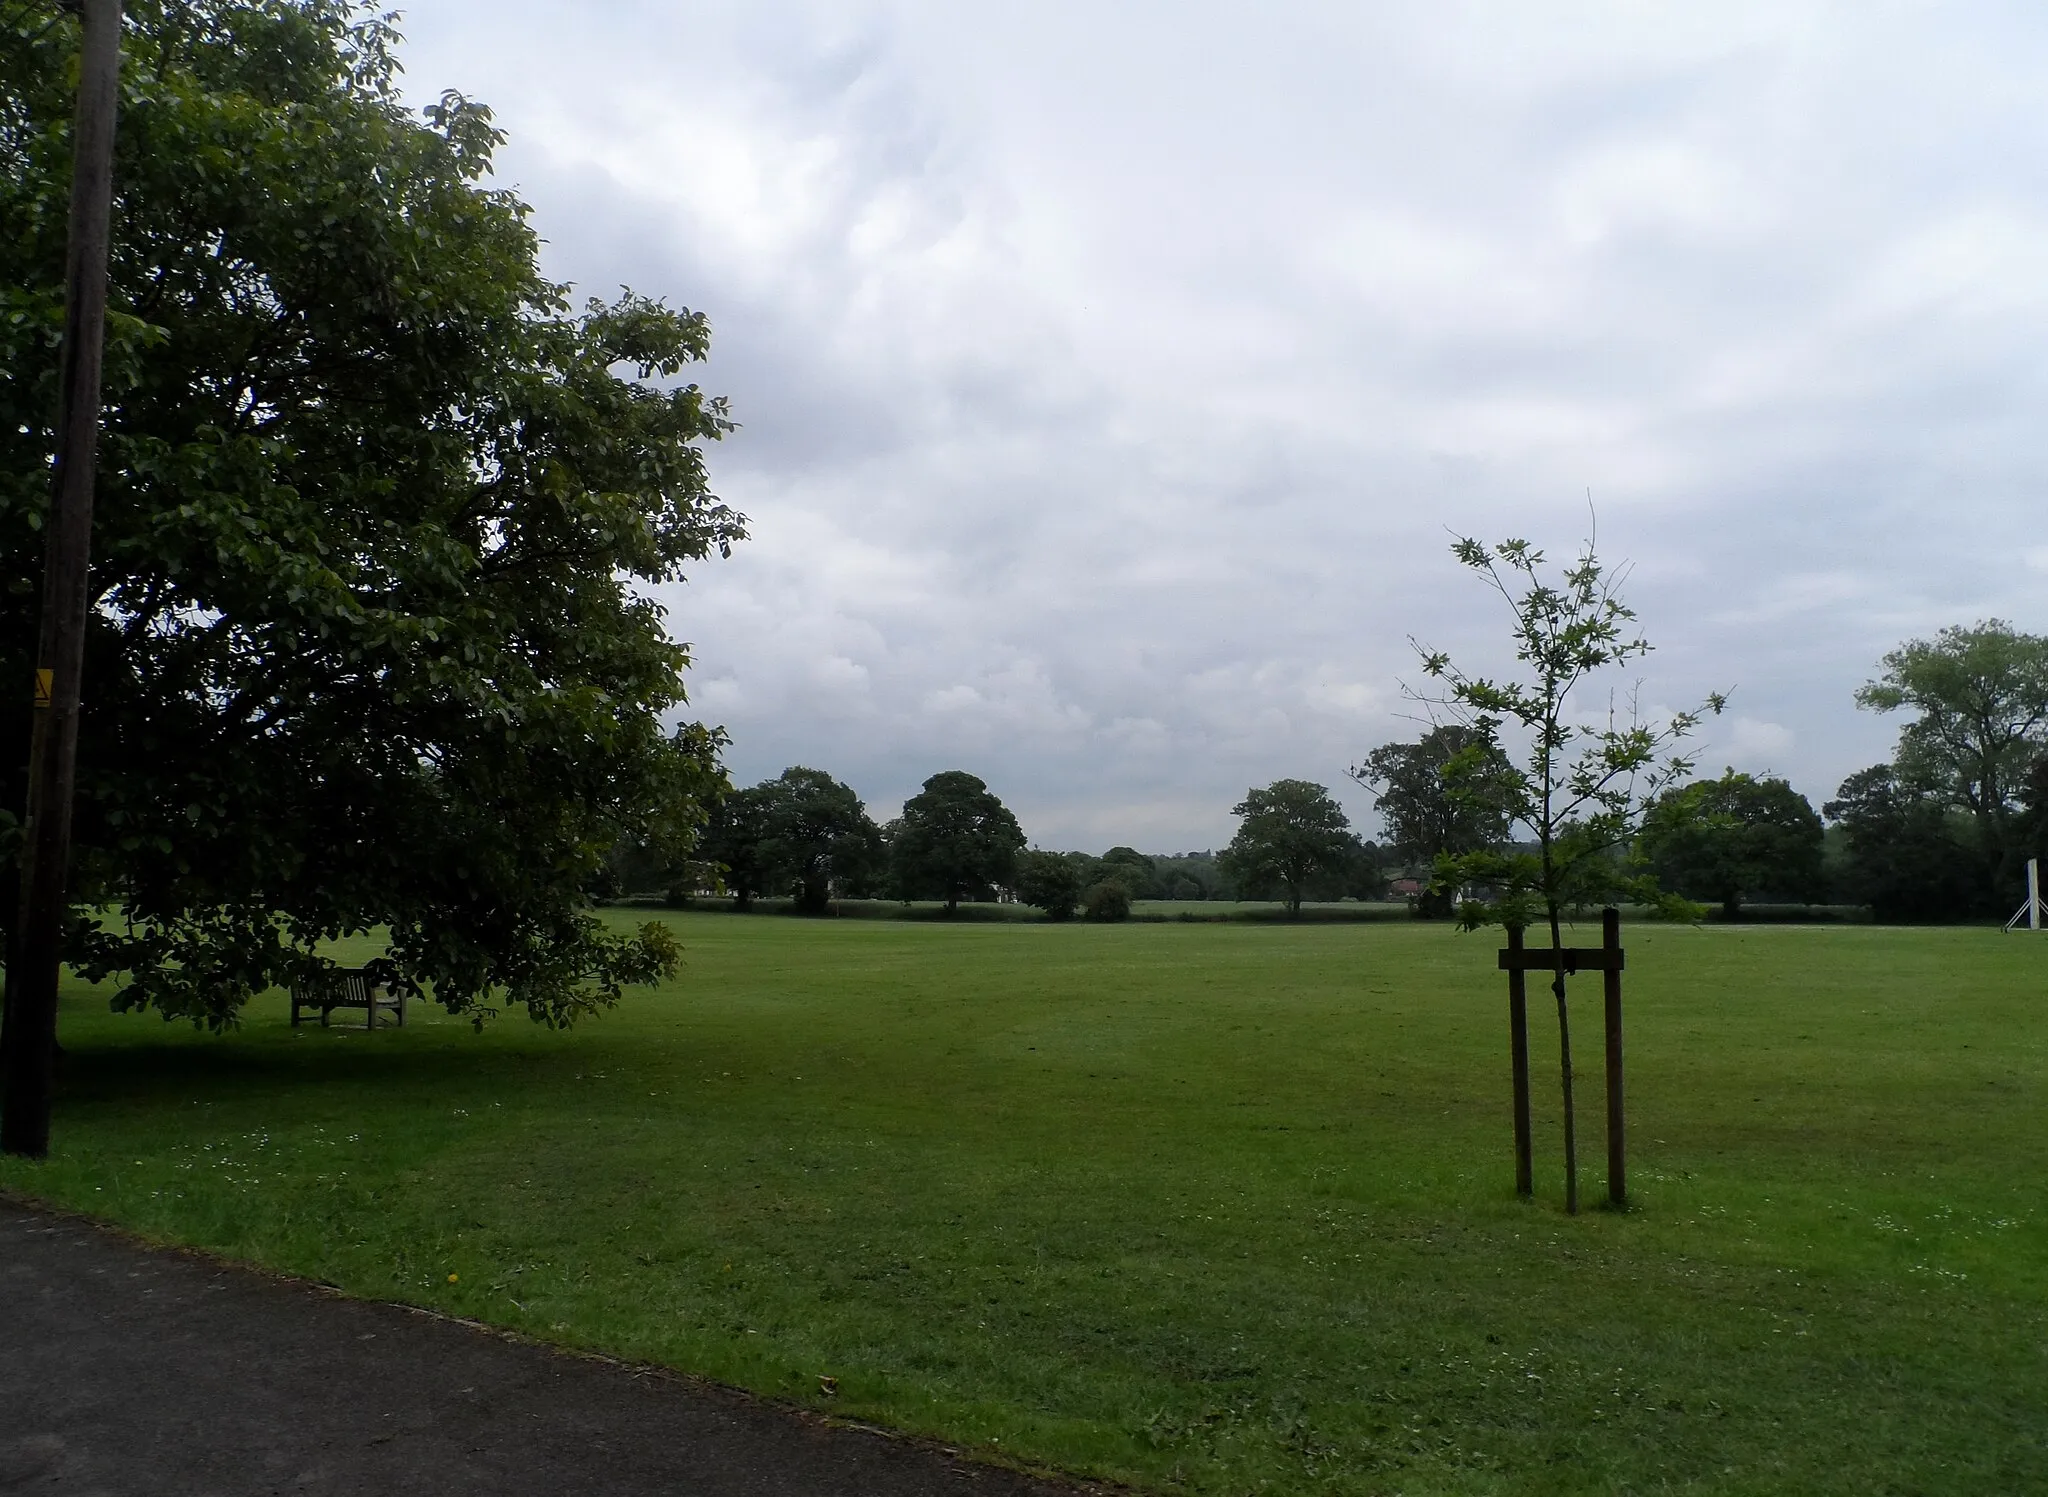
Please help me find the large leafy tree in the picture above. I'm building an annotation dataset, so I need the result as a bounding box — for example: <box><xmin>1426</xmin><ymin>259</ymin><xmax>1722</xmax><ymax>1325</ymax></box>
<box><xmin>1420</xmin><ymin>535</ymin><xmax>1721</xmax><ymax>1213</ymax></box>
<box><xmin>2016</xmin><ymin>756</ymin><xmax>2048</xmax><ymax>874</ymax></box>
<box><xmin>699</xmin><ymin>783</ymin><xmax>776</xmax><ymax>911</ymax></box>
<box><xmin>1855</xmin><ymin>622</ymin><xmax>2048</xmax><ymax>898</ymax></box>
<box><xmin>757</xmin><ymin>767</ymin><xmax>882</xmax><ymax>915</ymax></box>
<box><xmin>0</xmin><ymin>1</ymin><xmax>742</xmax><ymax>1028</ymax></box>
<box><xmin>1014</xmin><ymin>849</ymin><xmax>1082</xmax><ymax>921</ymax></box>
<box><xmin>1350</xmin><ymin>725</ymin><xmax>1513</xmax><ymax>916</ymax></box>
<box><xmin>1823</xmin><ymin>765</ymin><xmax>1982</xmax><ymax>922</ymax></box>
<box><xmin>889</xmin><ymin>771</ymin><xmax>1026</xmax><ymax>914</ymax></box>
<box><xmin>1218</xmin><ymin>779</ymin><xmax>1358</xmax><ymax>916</ymax></box>
<box><xmin>1637</xmin><ymin>769</ymin><xmax>1825</xmax><ymax>920</ymax></box>
<box><xmin>1095</xmin><ymin>846</ymin><xmax>1160</xmax><ymax>899</ymax></box>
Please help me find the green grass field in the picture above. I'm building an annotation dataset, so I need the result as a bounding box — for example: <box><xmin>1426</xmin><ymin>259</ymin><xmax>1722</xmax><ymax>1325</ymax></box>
<box><xmin>4</xmin><ymin>917</ymin><xmax>2045</xmax><ymax>1494</ymax></box>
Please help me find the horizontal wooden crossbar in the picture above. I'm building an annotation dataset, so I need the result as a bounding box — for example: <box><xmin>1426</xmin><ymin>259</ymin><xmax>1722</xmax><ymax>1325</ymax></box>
<box><xmin>1497</xmin><ymin>947</ymin><xmax>1624</xmax><ymax>973</ymax></box>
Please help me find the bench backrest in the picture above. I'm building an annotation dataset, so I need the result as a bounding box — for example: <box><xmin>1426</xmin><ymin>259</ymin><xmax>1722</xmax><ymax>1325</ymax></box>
<box><xmin>292</xmin><ymin>969</ymin><xmax>375</xmax><ymax>1004</ymax></box>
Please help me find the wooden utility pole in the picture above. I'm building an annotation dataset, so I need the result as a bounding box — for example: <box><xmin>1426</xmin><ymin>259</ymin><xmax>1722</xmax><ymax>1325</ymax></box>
<box><xmin>1</xmin><ymin>0</ymin><xmax>122</xmax><ymax>1159</ymax></box>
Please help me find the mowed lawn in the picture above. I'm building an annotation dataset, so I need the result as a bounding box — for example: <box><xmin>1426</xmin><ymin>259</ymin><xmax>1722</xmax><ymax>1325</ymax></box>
<box><xmin>4</xmin><ymin>917</ymin><xmax>2045</xmax><ymax>1495</ymax></box>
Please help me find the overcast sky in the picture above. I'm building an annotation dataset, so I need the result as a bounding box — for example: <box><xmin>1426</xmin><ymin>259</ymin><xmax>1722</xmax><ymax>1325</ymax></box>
<box><xmin>399</xmin><ymin>1</ymin><xmax>2047</xmax><ymax>851</ymax></box>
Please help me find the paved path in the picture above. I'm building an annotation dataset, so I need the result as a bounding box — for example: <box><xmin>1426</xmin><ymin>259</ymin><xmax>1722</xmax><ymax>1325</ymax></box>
<box><xmin>0</xmin><ymin>1200</ymin><xmax>1097</xmax><ymax>1496</ymax></box>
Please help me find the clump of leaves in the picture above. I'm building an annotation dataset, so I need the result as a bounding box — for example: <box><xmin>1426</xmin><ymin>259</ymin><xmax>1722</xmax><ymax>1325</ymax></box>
<box><xmin>1082</xmin><ymin>882</ymin><xmax>1132</xmax><ymax>923</ymax></box>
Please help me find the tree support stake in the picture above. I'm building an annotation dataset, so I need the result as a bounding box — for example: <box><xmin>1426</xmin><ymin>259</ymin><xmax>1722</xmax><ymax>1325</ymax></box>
<box><xmin>1497</xmin><ymin>909</ymin><xmax>1627</xmax><ymax>1210</ymax></box>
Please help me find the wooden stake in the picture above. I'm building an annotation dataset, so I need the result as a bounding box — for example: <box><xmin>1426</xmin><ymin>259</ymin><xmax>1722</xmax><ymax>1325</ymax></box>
<box><xmin>1602</xmin><ymin>906</ymin><xmax>1625</xmax><ymax>1208</ymax></box>
<box><xmin>1506</xmin><ymin>924</ymin><xmax>1532</xmax><ymax>1197</ymax></box>
<box><xmin>1</xmin><ymin>0</ymin><xmax>122</xmax><ymax>1159</ymax></box>
<box><xmin>1498</xmin><ymin>930</ymin><xmax>1625</xmax><ymax>1213</ymax></box>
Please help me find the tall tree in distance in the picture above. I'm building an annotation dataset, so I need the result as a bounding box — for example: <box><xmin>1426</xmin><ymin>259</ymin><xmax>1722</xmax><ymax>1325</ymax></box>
<box><xmin>1854</xmin><ymin>621</ymin><xmax>2048</xmax><ymax>901</ymax></box>
<box><xmin>759</xmin><ymin>767</ymin><xmax>882</xmax><ymax>914</ymax></box>
<box><xmin>1637</xmin><ymin>770</ymin><xmax>1825</xmax><ymax>920</ymax></box>
<box><xmin>699</xmin><ymin>783</ymin><xmax>776</xmax><ymax>910</ymax></box>
<box><xmin>1420</xmin><ymin>533</ymin><xmax>1723</xmax><ymax>1213</ymax></box>
<box><xmin>890</xmin><ymin>771</ymin><xmax>1026</xmax><ymax>914</ymax></box>
<box><xmin>0</xmin><ymin>1</ymin><xmax>742</xmax><ymax>1029</ymax></box>
<box><xmin>1351</xmin><ymin>725</ymin><xmax>1514</xmax><ymax>916</ymax></box>
<box><xmin>1219</xmin><ymin>780</ymin><xmax>1358</xmax><ymax>916</ymax></box>
<box><xmin>1824</xmin><ymin>765</ymin><xmax>1981</xmax><ymax>921</ymax></box>
<box><xmin>1096</xmin><ymin>846</ymin><xmax>1161</xmax><ymax>899</ymax></box>
<box><xmin>1015</xmin><ymin>849</ymin><xmax>1083</xmax><ymax>920</ymax></box>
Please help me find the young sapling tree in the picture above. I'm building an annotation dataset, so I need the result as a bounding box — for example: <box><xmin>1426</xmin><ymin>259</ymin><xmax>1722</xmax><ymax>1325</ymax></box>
<box><xmin>1416</xmin><ymin>534</ymin><xmax>1724</xmax><ymax>1213</ymax></box>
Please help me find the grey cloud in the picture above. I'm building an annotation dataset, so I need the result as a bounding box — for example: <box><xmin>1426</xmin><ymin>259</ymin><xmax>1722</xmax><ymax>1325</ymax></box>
<box><xmin>397</xmin><ymin>0</ymin><xmax>2048</xmax><ymax>846</ymax></box>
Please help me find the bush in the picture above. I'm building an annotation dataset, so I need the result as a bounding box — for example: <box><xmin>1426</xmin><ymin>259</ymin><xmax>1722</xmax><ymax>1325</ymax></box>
<box><xmin>1083</xmin><ymin>882</ymin><xmax>1132</xmax><ymax>922</ymax></box>
<box><xmin>1015</xmin><ymin>848</ymin><xmax>1083</xmax><ymax>921</ymax></box>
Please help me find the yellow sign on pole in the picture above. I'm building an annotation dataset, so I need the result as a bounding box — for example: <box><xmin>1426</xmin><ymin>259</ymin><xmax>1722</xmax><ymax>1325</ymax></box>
<box><xmin>33</xmin><ymin>668</ymin><xmax>53</xmax><ymax>708</ymax></box>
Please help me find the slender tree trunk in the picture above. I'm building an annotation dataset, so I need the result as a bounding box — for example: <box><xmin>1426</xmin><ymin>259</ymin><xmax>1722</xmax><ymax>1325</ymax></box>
<box><xmin>1548</xmin><ymin>903</ymin><xmax>1577</xmax><ymax>1215</ymax></box>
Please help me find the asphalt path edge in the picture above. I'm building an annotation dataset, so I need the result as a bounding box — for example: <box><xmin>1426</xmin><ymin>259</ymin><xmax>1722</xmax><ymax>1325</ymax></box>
<box><xmin>1</xmin><ymin>1190</ymin><xmax>1121</xmax><ymax>1497</ymax></box>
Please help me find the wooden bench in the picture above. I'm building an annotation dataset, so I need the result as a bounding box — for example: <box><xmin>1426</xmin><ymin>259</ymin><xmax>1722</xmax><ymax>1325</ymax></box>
<box><xmin>289</xmin><ymin>968</ymin><xmax>406</xmax><ymax>1029</ymax></box>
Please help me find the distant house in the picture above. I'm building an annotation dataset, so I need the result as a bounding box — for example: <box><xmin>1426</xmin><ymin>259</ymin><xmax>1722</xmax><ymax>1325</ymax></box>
<box><xmin>1388</xmin><ymin>877</ymin><xmax>1426</xmax><ymax>900</ymax></box>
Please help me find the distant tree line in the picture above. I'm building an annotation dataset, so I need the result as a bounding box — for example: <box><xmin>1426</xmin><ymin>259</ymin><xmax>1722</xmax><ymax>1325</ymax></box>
<box><xmin>600</xmin><ymin>624</ymin><xmax>2048</xmax><ymax>927</ymax></box>
<box><xmin>601</xmin><ymin>767</ymin><xmax>1385</xmax><ymax>920</ymax></box>
<box><xmin>1347</xmin><ymin>620</ymin><xmax>2048</xmax><ymax>923</ymax></box>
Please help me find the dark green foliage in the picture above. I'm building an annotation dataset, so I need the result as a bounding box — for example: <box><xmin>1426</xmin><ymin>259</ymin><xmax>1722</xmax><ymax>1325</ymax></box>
<box><xmin>1638</xmin><ymin>769</ymin><xmax>1825</xmax><ymax>919</ymax></box>
<box><xmin>1</xmin><ymin>1</ymin><xmax>742</xmax><ymax>1026</ymax></box>
<box><xmin>1824</xmin><ymin>766</ymin><xmax>1983</xmax><ymax>921</ymax></box>
<box><xmin>1218</xmin><ymin>780</ymin><xmax>1360</xmax><ymax>916</ymax></box>
<box><xmin>1351</xmin><ymin>726</ymin><xmax>1512</xmax><ymax>914</ymax></box>
<box><xmin>889</xmin><ymin>771</ymin><xmax>1026</xmax><ymax>914</ymax></box>
<box><xmin>1081</xmin><ymin>881</ymin><xmax>1131</xmax><ymax>922</ymax></box>
<box><xmin>1318</xmin><ymin>837</ymin><xmax>1388</xmax><ymax>902</ymax></box>
<box><xmin>1014</xmin><ymin>849</ymin><xmax>1083</xmax><ymax>920</ymax></box>
<box><xmin>758</xmin><ymin>768</ymin><xmax>883</xmax><ymax>915</ymax></box>
<box><xmin>699</xmin><ymin>770</ymin><xmax>881</xmax><ymax>913</ymax></box>
<box><xmin>1854</xmin><ymin>621</ymin><xmax>2048</xmax><ymax>903</ymax></box>
<box><xmin>1137</xmin><ymin>850</ymin><xmax>1236</xmax><ymax>900</ymax></box>
<box><xmin>1095</xmin><ymin>846</ymin><xmax>1159</xmax><ymax>898</ymax></box>
<box><xmin>2016</xmin><ymin>756</ymin><xmax>2048</xmax><ymax>872</ymax></box>
<box><xmin>698</xmin><ymin>784</ymin><xmax>776</xmax><ymax>910</ymax></box>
